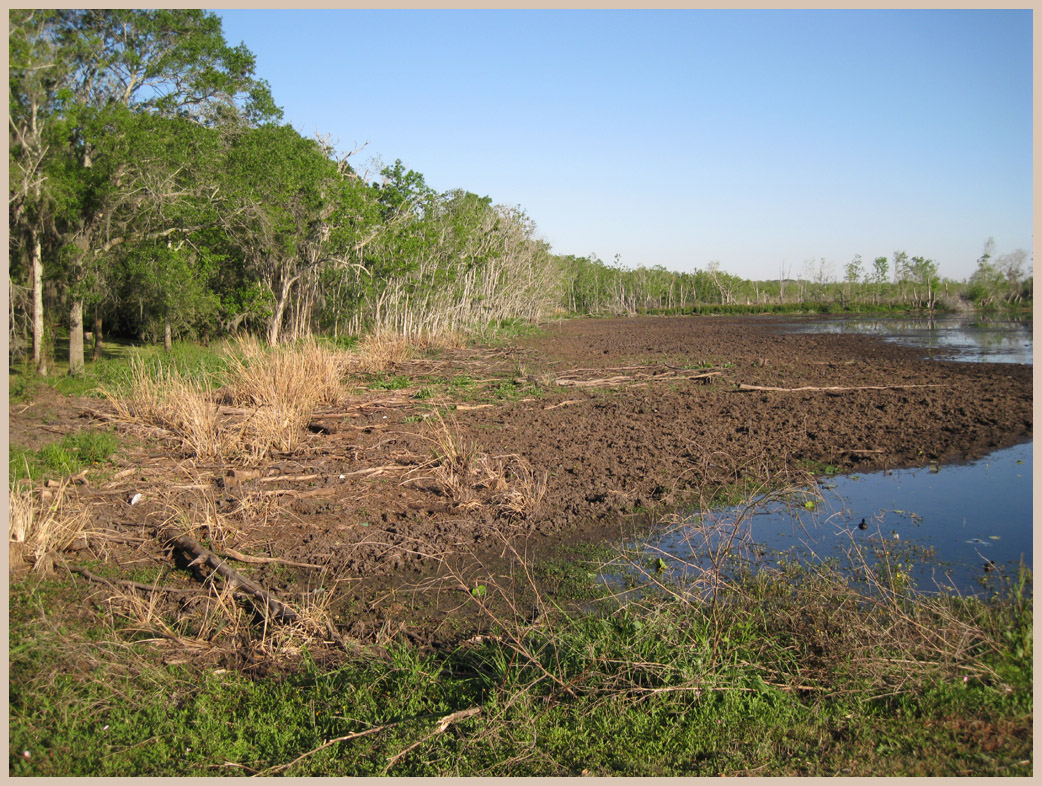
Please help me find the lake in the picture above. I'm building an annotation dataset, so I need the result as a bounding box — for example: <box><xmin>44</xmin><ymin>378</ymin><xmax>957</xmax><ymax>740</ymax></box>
<box><xmin>616</xmin><ymin>314</ymin><xmax>1033</xmax><ymax>597</ymax></box>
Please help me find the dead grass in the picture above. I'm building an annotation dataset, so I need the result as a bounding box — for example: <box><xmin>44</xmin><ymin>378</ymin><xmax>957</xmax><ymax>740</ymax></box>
<box><xmin>411</xmin><ymin>413</ymin><xmax>547</xmax><ymax>518</ymax></box>
<box><xmin>223</xmin><ymin>336</ymin><xmax>346</xmax><ymax>460</ymax></box>
<box><xmin>349</xmin><ymin>331</ymin><xmax>414</xmax><ymax>374</ymax></box>
<box><xmin>102</xmin><ymin>359</ymin><xmax>223</xmax><ymax>459</ymax></box>
<box><xmin>102</xmin><ymin>338</ymin><xmax>347</xmax><ymax>463</ymax></box>
<box><xmin>9</xmin><ymin>481</ymin><xmax>92</xmax><ymax>572</ymax></box>
<box><xmin>101</xmin><ymin>566</ymin><xmax>350</xmax><ymax>666</ymax></box>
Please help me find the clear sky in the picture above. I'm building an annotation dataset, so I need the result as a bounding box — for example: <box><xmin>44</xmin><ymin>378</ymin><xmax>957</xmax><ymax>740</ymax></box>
<box><xmin>214</xmin><ymin>9</ymin><xmax>1033</xmax><ymax>282</ymax></box>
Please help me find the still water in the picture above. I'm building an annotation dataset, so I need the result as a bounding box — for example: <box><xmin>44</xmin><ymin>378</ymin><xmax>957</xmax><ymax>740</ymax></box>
<box><xmin>621</xmin><ymin>315</ymin><xmax>1034</xmax><ymax>597</ymax></box>
<box><xmin>781</xmin><ymin>314</ymin><xmax>1033</xmax><ymax>365</ymax></box>
<box><xmin>641</xmin><ymin>441</ymin><xmax>1032</xmax><ymax>596</ymax></box>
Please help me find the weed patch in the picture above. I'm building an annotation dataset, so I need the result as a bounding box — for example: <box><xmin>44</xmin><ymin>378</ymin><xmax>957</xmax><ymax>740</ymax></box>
<box><xmin>9</xmin><ymin>430</ymin><xmax>121</xmax><ymax>486</ymax></box>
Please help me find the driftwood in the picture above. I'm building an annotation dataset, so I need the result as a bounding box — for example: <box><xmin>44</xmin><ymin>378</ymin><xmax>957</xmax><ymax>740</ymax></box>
<box><xmin>253</xmin><ymin>706</ymin><xmax>483</xmax><ymax>777</ymax></box>
<box><xmin>383</xmin><ymin>706</ymin><xmax>483</xmax><ymax>773</ymax></box>
<box><xmin>543</xmin><ymin>399</ymin><xmax>585</xmax><ymax>410</ymax></box>
<box><xmin>158</xmin><ymin>527</ymin><xmax>300</xmax><ymax>623</ymax></box>
<box><xmin>736</xmin><ymin>383</ymin><xmax>945</xmax><ymax>393</ymax></box>
<box><xmin>554</xmin><ymin>370</ymin><xmax>721</xmax><ymax>388</ymax></box>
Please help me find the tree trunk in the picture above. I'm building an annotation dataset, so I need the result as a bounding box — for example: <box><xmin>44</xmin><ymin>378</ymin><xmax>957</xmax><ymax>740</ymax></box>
<box><xmin>164</xmin><ymin>318</ymin><xmax>172</xmax><ymax>353</ymax></box>
<box><xmin>32</xmin><ymin>232</ymin><xmax>46</xmax><ymax>375</ymax></box>
<box><xmin>68</xmin><ymin>298</ymin><xmax>84</xmax><ymax>376</ymax></box>
<box><xmin>268</xmin><ymin>273</ymin><xmax>299</xmax><ymax>346</ymax></box>
<box><xmin>92</xmin><ymin>312</ymin><xmax>103</xmax><ymax>361</ymax></box>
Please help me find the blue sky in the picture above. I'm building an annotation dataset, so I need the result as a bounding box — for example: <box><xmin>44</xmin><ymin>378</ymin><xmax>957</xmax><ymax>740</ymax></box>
<box><xmin>214</xmin><ymin>9</ymin><xmax>1032</xmax><ymax>282</ymax></box>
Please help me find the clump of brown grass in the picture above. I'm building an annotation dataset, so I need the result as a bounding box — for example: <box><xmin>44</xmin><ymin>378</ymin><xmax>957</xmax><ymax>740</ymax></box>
<box><xmin>349</xmin><ymin>330</ymin><xmax>413</xmax><ymax>374</ymax></box>
<box><xmin>103</xmin><ymin>561</ymin><xmax>350</xmax><ymax>665</ymax></box>
<box><xmin>486</xmin><ymin>454</ymin><xmax>548</xmax><ymax>519</ymax></box>
<box><xmin>422</xmin><ymin>412</ymin><xmax>481</xmax><ymax>505</ymax></box>
<box><xmin>9</xmin><ymin>481</ymin><xmax>91</xmax><ymax>572</ymax></box>
<box><xmin>103</xmin><ymin>359</ymin><xmax>223</xmax><ymax>459</ymax></box>
<box><xmin>413</xmin><ymin>413</ymin><xmax>547</xmax><ymax>518</ymax></box>
<box><xmin>223</xmin><ymin>336</ymin><xmax>345</xmax><ymax>460</ymax></box>
<box><xmin>103</xmin><ymin>338</ymin><xmax>346</xmax><ymax>463</ymax></box>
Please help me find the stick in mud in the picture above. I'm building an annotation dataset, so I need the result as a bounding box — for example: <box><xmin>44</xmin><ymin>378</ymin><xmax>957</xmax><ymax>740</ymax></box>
<box><xmin>736</xmin><ymin>383</ymin><xmax>945</xmax><ymax>393</ymax></box>
<box><xmin>157</xmin><ymin>527</ymin><xmax>300</xmax><ymax>623</ymax></box>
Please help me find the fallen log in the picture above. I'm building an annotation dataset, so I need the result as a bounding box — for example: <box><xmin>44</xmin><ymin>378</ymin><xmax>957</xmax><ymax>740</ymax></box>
<box><xmin>157</xmin><ymin>527</ymin><xmax>300</xmax><ymax>624</ymax></box>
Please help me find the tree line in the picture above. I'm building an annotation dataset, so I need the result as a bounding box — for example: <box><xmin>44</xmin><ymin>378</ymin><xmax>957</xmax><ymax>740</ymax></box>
<box><xmin>9</xmin><ymin>10</ymin><xmax>1032</xmax><ymax>376</ymax></box>
<box><xmin>557</xmin><ymin>245</ymin><xmax>1031</xmax><ymax>318</ymax></box>
<box><xmin>9</xmin><ymin>9</ymin><xmax>558</xmax><ymax>374</ymax></box>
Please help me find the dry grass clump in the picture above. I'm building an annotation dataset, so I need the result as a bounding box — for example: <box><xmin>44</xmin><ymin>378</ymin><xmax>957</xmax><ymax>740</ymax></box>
<box><xmin>103</xmin><ymin>359</ymin><xmax>223</xmax><ymax>459</ymax></box>
<box><xmin>223</xmin><ymin>336</ymin><xmax>345</xmax><ymax>460</ymax></box>
<box><xmin>9</xmin><ymin>481</ymin><xmax>91</xmax><ymax>572</ymax></box>
<box><xmin>349</xmin><ymin>331</ymin><xmax>414</xmax><ymax>374</ymax></box>
<box><xmin>415</xmin><ymin>413</ymin><xmax>547</xmax><ymax>519</ymax></box>
<box><xmin>98</xmin><ymin>532</ymin><xmax>351</xmax><ymax>666</ymax></box>
<box><xmin>103</xmin><ymin>338</ymin><xmax>346</xmax><ymax>462</ymax></box>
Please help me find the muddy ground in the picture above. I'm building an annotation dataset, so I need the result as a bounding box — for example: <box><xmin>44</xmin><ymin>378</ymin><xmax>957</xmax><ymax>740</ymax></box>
<box><xmin>10</xmin><ymin>315</ymin><xmax>1033</xmax><ymax>655</ymax></box>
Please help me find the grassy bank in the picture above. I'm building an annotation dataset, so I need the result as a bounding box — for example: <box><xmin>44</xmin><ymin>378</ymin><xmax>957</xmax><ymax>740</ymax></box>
<box><xmin>9</xmin><ymin>548</ymin><xmax>1032</xmax><ymax>776</ymax></box>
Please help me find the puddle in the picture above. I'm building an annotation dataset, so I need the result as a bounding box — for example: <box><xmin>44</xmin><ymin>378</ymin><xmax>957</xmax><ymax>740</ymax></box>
<box><xmin>782</xmin><ymin>314</ymin><xmax>1033</xmax><ymax>365</ymax></box>
<box><xmin>612</xmin><ymin>441</ymin><xmax>1032</xmax><ymax>598</ymax></box>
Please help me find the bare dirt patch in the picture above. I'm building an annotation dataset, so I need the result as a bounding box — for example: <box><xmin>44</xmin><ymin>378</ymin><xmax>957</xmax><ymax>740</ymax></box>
<box><xmin>10</xmin><ymin>316</ymin><xmax>1033</xmax><ymax>652</ymax></box>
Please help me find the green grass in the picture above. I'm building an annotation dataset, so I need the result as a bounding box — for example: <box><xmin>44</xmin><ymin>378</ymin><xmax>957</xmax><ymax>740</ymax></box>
<box><xmin>8</xmin><ymin>552</ymin><xmax>1031</xmax><ymax>776</ymax></box>
<box><xmin>10</xmin><ymin>336</ymin><xmax>232</xmax><ymax>400</ymax></box>
<box><xmin>9</xmin><ymin>430</ymin><xmax>121</xmax><ymax>486</ymax></box>
<box><xmin>473</xmin><ymin>317</ymin><xmax>546</xmax><ymax>346</ymax></box>
<box><xmin>367</xmin><ymin>374</ymin><xmax>410</xmax><ymax>391</ymax></box>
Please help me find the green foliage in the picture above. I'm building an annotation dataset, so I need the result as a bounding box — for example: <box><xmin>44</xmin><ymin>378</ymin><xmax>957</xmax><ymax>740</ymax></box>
<box><xmin>10</xmin><ymin>430</ymin><xmax>120</xmax><ymax>486</ymax></box>
<box><xmin>368</xmin><ymin>375</ymin><xmax>410</xmax><ymax>391</ymax></box>
<box><xmin>9</xmin><ymin>561</ymin><xmax>1032</xmax><ymax>776</ymax></box>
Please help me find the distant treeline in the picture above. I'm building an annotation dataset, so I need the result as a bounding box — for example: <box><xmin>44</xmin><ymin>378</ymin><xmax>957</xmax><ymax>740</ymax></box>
<box><xmin>557</xmin><ymin>247</ymin><xmax>1032</xmax><ymax>317</ymax></box>
<box><xmin>9</xmin><ymin>10</ymin><xmax>1032</xmax><ymax>375</ymax></box>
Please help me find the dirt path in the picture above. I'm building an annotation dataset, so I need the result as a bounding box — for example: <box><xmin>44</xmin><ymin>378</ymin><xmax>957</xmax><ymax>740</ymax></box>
<box><xmin>11</xmin><ymin>315</ymin><xmax>1033</xmax><ymax>647</ymax></box>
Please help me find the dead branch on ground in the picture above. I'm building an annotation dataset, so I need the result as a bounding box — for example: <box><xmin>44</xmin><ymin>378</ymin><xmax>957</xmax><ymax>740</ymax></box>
<box><xmin>736</xmin><ymin>383</ymin><xmax>945</xmax><ymax>393</ymax></box>
<box><xmin>157</xmin><ymin>527</ymin><xmax>300</xmax><ymax>623</ymax></box>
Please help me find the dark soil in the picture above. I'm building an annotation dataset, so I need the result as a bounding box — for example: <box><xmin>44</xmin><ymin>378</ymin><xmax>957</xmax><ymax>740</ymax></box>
<box><xmin>10</xmin><ymin>315</ymin><xmax>1033</xmax><ymax>651</ymax></box>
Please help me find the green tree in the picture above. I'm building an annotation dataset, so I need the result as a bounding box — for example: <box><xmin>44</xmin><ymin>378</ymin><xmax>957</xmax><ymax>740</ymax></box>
<box><xmin>9</xmin><ymin>9</ymin><xmax>74</xmax><ymax>373</ymax></box>
<box><xmin>10</xmin><ymin>9</ymin><xmax>279</xmax><ymax>374</ymax></box>
<box><xmin>907</xmin><ymin>256</ymin><xmax>939</xmax><ymax>309</ymax></box>
<box><xmin>843</xmin><ymin>254</ymin><xmax>863</xmax><ymax>304</ymax></box>
<box><xmin>220</xmin><ymin>124</ymin><xmax>338</xmax><ymax>345</ymax></box>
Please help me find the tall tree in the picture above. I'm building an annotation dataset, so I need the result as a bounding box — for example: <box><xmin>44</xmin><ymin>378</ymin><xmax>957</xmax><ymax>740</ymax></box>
<box><xmin>10</xmin><ymin>9</ymin><xmax>279</xmax><ymax>374</ymax></box>
<box><xmin>220</xmin><ymin>124</ymin><xmax>337</xmax><ymax>345</ymax></box>
<box><xmin>9</xmin><ymin>10</ymin><xmax>71</xmax><ymax>374</ymax></box>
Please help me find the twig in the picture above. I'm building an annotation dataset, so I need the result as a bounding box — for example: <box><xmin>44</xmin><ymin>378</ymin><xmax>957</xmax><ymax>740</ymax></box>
<box><xmin>341</xmin><ymin>464</ymin><xmax>404</xmax><ymax>477</ymax></box>
<box><xmin>217</xmin><ymin>546</ymin><xmax>323</xmax><ymax>570</ymax></box>
<box><xmin>256</xmin><ymin>473</ymin><xmax>323</xmax><ymax>483</ymax></box>
<box><xmin>382</xmin><ymin>707</ymin><xmax>483</xmax><ymax>773</ymax></box>
<box><xmin>70</xmin><ymin>566</ymin><xmax>202</xmax><ymax>596</ymax></box>
<box><xmin>736</xmin><ymin>383</ymin><xmax>945</xmax><ymax>393</ymax></box>
<box><xmin>254</xmin><ymin>721</ymin><xmax>399</xmax><ymax>776</ymax></box>
<box><xmin>543</xmin><ymin>399</ymin><xmax>585</xmax><ymax>410</ymax></box>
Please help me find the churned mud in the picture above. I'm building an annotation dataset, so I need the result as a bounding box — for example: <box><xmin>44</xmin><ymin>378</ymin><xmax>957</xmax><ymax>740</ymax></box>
<box><xmin>11</xmin><ymin>316</ymin><xmax>1033</xmax><ymax>649</ymax></box>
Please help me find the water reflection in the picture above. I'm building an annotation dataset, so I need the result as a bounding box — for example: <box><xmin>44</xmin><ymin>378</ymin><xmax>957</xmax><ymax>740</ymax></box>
<box><xmin>784</xmin><ymin>314</ymin><xmax>1033</xmax><ymax>364</ymax></box>
<box><xmin>627</xmin><ymin>441</ymin><xmax>1032</xmax><ymax>597</ymax></box>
